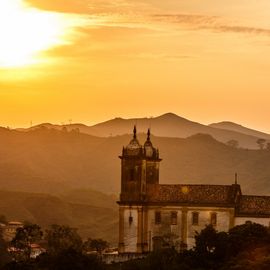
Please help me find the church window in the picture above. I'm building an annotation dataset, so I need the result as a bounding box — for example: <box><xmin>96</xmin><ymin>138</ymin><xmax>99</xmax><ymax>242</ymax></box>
<box><xmin>171</xmin><ymin>212</ymin><xmax>177</xmax><ymax>225</ymax></box>
<box><xmin>211</xmin><ymin>213</ymin><xmax>217</xmax><ymax>226</ymax></box>
<box><xmin>129</xmin><ymin>214</ymin><xmax>133</xmax><ymax>225</ymax></box>
<box><xmin>155</xmin><ymin>211</ymin><xmax>161</xmax><ymax>224</ymax></box>
<box><xmin>192</xmin><ymin>212</ymin><xmax>199</xmax><ymax>225</ymax></box>
<box><xmin>130</xmin><ymin>169</ymin><xmax>135</xmax><ymax>181</ymax></box>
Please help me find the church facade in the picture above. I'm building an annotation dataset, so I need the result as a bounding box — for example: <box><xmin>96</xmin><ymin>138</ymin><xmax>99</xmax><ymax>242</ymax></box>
<box><xmin>118</xmin><ymin>127</ymin><xmax>270</xmax><ymax>253</ymax></box>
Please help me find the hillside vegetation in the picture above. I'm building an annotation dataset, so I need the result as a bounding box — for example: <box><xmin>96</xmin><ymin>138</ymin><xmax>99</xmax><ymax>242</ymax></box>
<box><xmin>0</xmin><ymin>127</ymin><xmax>269</xmax><ymax>195</ymax></box>
<box><xmin>0</xmin><ymin>189</ymin><xmax>118</xmax><ymax>244</ymax></box>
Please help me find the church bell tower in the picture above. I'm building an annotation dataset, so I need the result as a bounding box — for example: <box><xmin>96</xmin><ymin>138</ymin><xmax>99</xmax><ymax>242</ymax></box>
<box><xmin>118</xmin><ymin>127</ymin><xmax>162</xmax><ymax>253</ymax></box>
<box><xmin>119</xmin><ymin>126</ymin><xmax>161</xmax><ymax>202</ymax></box>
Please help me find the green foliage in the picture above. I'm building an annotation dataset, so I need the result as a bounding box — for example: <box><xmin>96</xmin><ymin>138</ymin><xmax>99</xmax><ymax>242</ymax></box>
<box><xmin>2</xmin><ymin>222</ymin><xmax>270</xmax><ymax>270</ymax></box>
<box><xmin>0</xmin><ymin>215</ymin><xmax>7</xmax><ymax>225</ymax></box>
<box><xmin>121</xmin><ymin>249</ymin><xmax>180</xmax><ymax>270</ymax></box>
<box><xmin>257</xmin><ymin>138</ymin><xmax>266</xmax><ymax>150</ymax></box>
<box><xmin>83</xmin><ymin>238</ymin><xmax>109</xmax><ymax>253</ymax></box>
<box><xmin>0</xmin><ymin>190</ymin><xmax>118</xmax><ymax>243</ymax></box>
<box><xmin>37</xmin><ymin>249</ymin><xmax>105</xmax><ymax>270</ymax></box>
<box><xmin>3</xmin><ymin>250</ymin><xmax>105</xmax><ymax>270</ymax></box>
<box><xmin>11</xmin><ymin>224</ymin><xmax>43</xmax><ymax>261</ymax></box>
<box><xmin>227</xmin><ymin>221</ymin><xmax>270</xmax><ymax>257</ymax></box>
<box><xmin>113</xmin><ymin>222</ymin><xmax>270</xmax><ymax>270</ymax></box>
<box><xmin>0</xmin><ymin>228</ymin><xmax>11</xmax><ymax>268</ymax></box>
<box><xmin>195</xmin><ymin>225</ymin><xmax>228</xmax><ymax>261</ymax></box>
<box><xmin>45</xmin><ymin>224</ymin><xmax>82</xmax><ymax>256</ymax></box>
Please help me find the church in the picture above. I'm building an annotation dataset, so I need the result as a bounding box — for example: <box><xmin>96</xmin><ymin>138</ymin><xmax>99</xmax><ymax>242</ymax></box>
<box><xmin>117</xmin><ymin>127</ymin><xmax>270</xmax><ymax>253</ymax></box>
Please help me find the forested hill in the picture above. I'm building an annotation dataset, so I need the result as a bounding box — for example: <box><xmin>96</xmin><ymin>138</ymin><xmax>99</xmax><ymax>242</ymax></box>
<box><xmin>0</xmin><ymin>127</ymin><xmax>269</xmax><ymax>195</ymax></box>
<box><xmin>0</xmin><ymin>189</ymin><xmax>118</xmax><ymax>243</ymax></box>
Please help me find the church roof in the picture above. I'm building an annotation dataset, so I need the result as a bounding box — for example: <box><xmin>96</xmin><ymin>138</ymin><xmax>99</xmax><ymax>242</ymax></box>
<box><xmin>146</xmin><ymin>184</ymin><xmax>240</xmax><ymax>207</ymax></box>
<box><xmin>236</xmin><ymin>195</ymin><xmax>270</xmax><ymax>217</ymax></box>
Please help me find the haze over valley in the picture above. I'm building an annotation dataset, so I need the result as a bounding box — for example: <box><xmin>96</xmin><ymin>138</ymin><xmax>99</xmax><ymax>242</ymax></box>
<box><xmin>1</xmin><ymin>113</ymin><xmax>270</xmax><ymax>240</ymax></box>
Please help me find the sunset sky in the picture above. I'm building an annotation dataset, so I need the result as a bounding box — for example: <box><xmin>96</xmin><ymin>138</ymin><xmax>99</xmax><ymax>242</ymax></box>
<box><xmin>1</xmin><ymin>0</ymin><xmax>270</xmax><ymax>132</ymax></box>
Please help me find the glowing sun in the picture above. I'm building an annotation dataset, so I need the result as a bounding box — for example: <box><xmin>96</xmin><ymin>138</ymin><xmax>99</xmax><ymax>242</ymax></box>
<box><xmin>0</xmin><ymin>0</ymin><xmax>72</xmax><ymax>68</ymax></box>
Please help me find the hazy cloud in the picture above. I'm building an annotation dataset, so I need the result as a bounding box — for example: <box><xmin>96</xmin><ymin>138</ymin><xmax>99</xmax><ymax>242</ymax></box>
<box><xmin>214</xmin><ymin>25</ymin><xmax>270</xmax><ymax>35</ymax></box>
<box><xmin>153</xmin><ymin>14</ymin><xmax>218</xmax><ymax>25</ymax></box>
<box><xmin>154</xmin><ymin>14</ymin><xmax>270</xmax><ymax>36</ymax></box>
<box><xmin>26</xmin><ymin>1</ymin><xmax>270</xmax><ymax>37</ymax></box>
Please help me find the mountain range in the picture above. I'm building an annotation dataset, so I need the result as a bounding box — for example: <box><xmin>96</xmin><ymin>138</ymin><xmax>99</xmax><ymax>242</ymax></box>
<box><xmin>17</xmin><ymin>113</ymin><xmax>270</xmax><ymax>149</ymax></box>
<box><xmin>1</xmin><ymin>122</ymin><xmax>270</xmax><ymax>196</ymax></box>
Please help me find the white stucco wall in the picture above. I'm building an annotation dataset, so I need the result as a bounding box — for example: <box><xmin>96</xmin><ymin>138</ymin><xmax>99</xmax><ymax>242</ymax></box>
<box><xmin>145</xmin><ymin>207</ymin><xmax>232</xmax><ymax>250</ymax></box>
<box><xmin>148</xmin><ymin>207</ymin><xmax>182</xmax><ymax>251</ymax></box>
<box><xmin>123</xmin><ymin>208</ymin><xmax>138</xmax><ymax>252</ymax></box>
<box><xmin>122</xmin><ymin>206</ymin><xmax>270</xmax><ymax>253</ymax></box>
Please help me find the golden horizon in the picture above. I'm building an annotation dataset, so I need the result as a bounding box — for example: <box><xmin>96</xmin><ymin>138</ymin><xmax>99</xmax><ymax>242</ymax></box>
<box><xmin>0</xmin><ymin>0</ymin><xmax>270</xmax><ymax>132</ymax></box>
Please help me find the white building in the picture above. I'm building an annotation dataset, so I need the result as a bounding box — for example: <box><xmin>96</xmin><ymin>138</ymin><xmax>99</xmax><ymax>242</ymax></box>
<box><xmin>118</xmin><ymin>127</ymin><xmax>270</xmax><ymax>253</ymax></box>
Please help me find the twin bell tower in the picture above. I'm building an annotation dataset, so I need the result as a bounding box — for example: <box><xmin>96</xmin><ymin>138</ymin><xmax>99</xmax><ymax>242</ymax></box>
<box><xmin>119</xmin><ymin>126</ymin><xmax>162</xmax><ymax>203</ymax></box>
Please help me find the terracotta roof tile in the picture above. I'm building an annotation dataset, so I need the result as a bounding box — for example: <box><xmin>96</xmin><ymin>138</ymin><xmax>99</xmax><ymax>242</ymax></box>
<box><xmin>146</xmin><ymin>184</ymin><xmax>239</xmax><ymax>206</ymax></box>
<box><xmin>237</xmin><ymin>195</ymin><xmax>270</xmax><ymax>217</ymax></box>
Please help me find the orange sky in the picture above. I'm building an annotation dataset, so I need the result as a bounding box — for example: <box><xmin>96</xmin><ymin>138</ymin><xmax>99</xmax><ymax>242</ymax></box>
<box><xmin>0</xmin><ymin>0</ymin><xmax>270</xmax><ymax>132</ymax></box>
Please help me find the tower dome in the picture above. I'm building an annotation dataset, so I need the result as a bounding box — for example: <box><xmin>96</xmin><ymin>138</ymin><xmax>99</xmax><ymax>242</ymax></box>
<box><xmin>144</xmin><ymin>129</ymin><xmax>154</xmax><ymax>157</ymax></box>
<box><xmin>126</xmin><ymin>126</ymin><xmax>142</xmax><ymax>155</ymax></box>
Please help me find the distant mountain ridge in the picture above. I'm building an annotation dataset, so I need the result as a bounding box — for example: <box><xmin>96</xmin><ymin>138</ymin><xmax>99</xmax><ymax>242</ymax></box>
<box><xmin>209</xmin><ymin>121</ymin><xmax>270</xmax><ymax>141</ymax></box>
<box><xmin>16</xmin><ymin>113</ymin><xmax>270</xmax><ymax>149</ymax></box>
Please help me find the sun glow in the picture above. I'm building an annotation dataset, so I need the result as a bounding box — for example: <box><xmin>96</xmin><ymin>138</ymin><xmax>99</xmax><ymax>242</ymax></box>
<box><xmin>0</xmin><ymin>0</ymin><xmax>73</xmax><ymax>68</ymax></box>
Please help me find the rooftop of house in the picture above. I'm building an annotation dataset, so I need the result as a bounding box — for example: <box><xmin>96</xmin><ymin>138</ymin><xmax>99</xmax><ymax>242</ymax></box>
<box><xmin>144</xmin><ymin>184</ymin><xmax>270</xmax><ymax>217</ymax></box>
<box><xmin>236</xmin><ymin>195</ymin><xmax>270</xmax><ymax>217</ymax></box>
<box><xmin>146</xmin><ymin>184</ymin><xmax>240</xmax><ymax>207</ymax></box>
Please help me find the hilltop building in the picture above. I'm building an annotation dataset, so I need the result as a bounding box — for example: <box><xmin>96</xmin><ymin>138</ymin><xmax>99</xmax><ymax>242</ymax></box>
<box><xmin>118</xmin><ymin>127</ymin><xmax>270</xmax><ymax>253</ymax></box>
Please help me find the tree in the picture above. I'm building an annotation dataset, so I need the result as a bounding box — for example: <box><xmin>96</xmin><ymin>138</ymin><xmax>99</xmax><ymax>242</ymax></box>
<box><xmin>37</xmin><ymin>249</ymin><xmax>105</xmax><ymax>270</ymax></box>
<box><xmin>227</xmin><ymin>221</ymin><xmax>269</xmax><ymax>257</ymax></box>
<box><xmin>266</xmin><ymin>142</ymin><xmax>270</xmax><ymax>151</ymax></box>
<box><xmin>194</xmin><ymin>224</ymin><xmax>229</xmax><ymax>268</ymax></box>
<box><xmin>62</xmin><ymin>126</ymin><xmax>68</xmax><ymax>133</ymax></box>
<box><xmin>257</xmin><ymin>138</ymin><xmax>266</xmax><ymax>150</ymax></box>
<box><xmin>11</xmin><ymin>223</ymin><xmax>43</xmax><ymax>261</ymax></box>
<box><xmin>71</xmin><ymin>128</ymin><xmax>80</xmax><ymax>134</ymax></box>
<box><xmin>83</xmin><ymin>238</ymin><xmax>109</xmax><ymax>254</ymax></box>
<box><xmin>0</xmin><ymin>214</ymin><xmax>7</xmax><ymax>225</ymax></box>
<box><xmin>0</xmin><ymin>227</ymin><xmax>11</xmax><ymax>268</ymax></box>
<box><xmin>226</xmin><ymin>139</ymin><xmax>239</xmax><ymax>149</ymax></box>
<box><xmin>45</xmin><ymin>225</ymin><xmax>82</xmax><ymax>256</ymax></box>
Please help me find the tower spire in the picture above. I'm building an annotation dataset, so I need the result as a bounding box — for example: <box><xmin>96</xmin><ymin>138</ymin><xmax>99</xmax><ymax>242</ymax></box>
<box><xmin>235</xmin><ymin>173</ymin><xmax>238</xmax><ymax>185</ymax></box>
<box><xmin>147</xmin><ymin>128</ymin><xmax>151</xmax><ymax>141</ymax></box>
<box><xmin>133</xmin><ymin>125</ymin><xmax>137</xmax><ymax>139</ymax></box>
